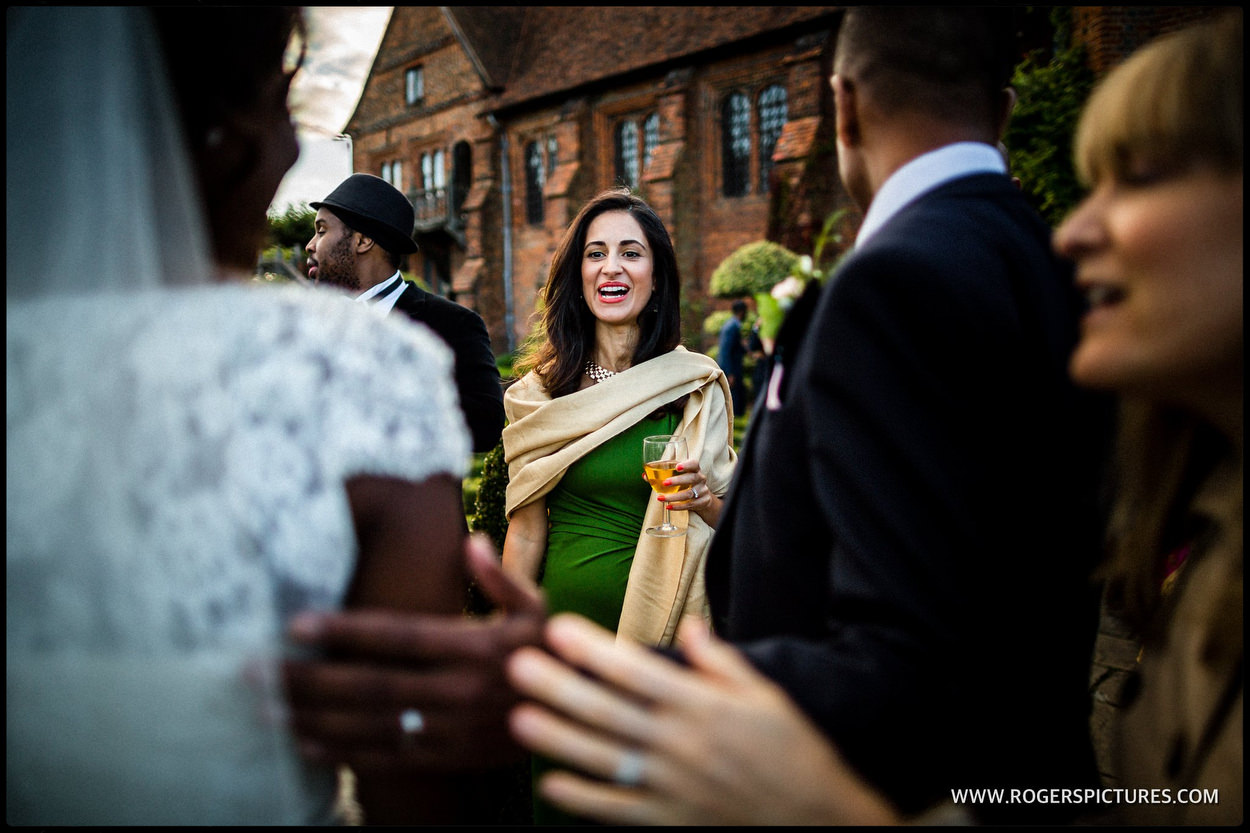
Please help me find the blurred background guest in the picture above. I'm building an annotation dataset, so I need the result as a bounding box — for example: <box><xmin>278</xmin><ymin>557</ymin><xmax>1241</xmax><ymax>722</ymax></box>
<box><xmin>716</xmin><ymin>298</ymin><xmax>748</xmax><ymax>416</ymax></box>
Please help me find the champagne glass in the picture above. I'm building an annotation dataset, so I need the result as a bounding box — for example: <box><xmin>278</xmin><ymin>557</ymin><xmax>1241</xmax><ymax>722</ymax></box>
<box><xmin>643</xmin><ymin>434</ymin><xmax>688</xmax><ymax>538</ymax></box>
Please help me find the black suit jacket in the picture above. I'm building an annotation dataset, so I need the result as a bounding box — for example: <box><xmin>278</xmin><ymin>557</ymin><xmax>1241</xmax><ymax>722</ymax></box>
<box><xmin>390</xmin><ymin>282</ymin><xmax>505</xmax><ymax>454</ymax></box>
<box><xmin>705</xmin><ymin>174</ymin><xmax>1114</xmax><ymax>822</ymax></box>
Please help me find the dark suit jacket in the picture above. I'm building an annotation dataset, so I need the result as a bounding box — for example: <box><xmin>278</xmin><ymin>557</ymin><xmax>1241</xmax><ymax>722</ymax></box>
<box><xmin>705</xmin><ymin>174</ymin><xmax>1114</xmax><ymax>822</ymax></box>
<box><xmin>390</xmin><ymin>282</ymin><xmax>505</xmax><ymax>454</ymax></box>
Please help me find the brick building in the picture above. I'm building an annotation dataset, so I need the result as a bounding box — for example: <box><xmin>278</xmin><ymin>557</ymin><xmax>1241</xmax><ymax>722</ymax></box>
<box><xmin>346</xmin><ymin>6</ymin><xmax>844</xmax><ymax>354</ymax></box>
<box><xmin>344</xmin><ymin>6</ymin><xmax>1220</xmax><ymax>357</ymax></box>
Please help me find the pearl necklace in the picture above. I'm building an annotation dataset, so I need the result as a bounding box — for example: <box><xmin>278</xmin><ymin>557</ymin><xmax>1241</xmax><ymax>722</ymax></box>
<box><xmin>585</xmin><ymin>359</ymin><xmax>619</xmax><ymax>382</ymax></box>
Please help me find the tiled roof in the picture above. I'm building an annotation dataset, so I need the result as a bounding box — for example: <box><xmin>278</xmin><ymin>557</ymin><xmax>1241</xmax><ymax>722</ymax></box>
<box><xmin>444</xmin><ymin>6</ymin><xmax>843</xmax><ymax>113</ymax></box>
<box><xmin>441</xmin><ymin>7</ymin><xmax>527</xmax><ymax>89</ymax></box>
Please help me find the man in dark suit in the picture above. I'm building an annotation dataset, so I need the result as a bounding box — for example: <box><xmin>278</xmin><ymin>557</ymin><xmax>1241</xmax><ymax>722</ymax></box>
<box><xmin>307</xmin><ymin>174</ymin><xmax>505</xmax><ymax>453</ymax></box>
<box><xmin>702</xmin><ymin>7</ymin><xmax>1111</xmax><ymax>822</ymax></box>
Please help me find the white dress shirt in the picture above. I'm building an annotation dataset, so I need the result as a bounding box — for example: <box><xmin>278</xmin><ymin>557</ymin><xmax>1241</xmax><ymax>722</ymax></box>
<box><xmin>355</xmin><ymin>271</ymin><xmax>407</xmax><ymax>314</ymax></box>
<box><xmin>853</xmin><ymin>141</ymin><xmax>1007</xmax><ymax>249</ymax></box>
<box><xmin>765</xmin><ymin>142</ymin><xmax>1007</xmax><ymax>412</ymax></box>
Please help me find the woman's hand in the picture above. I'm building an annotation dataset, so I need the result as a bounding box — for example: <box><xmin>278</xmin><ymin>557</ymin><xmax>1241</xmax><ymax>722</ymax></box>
<box><xmin>506</xmin><ymin>614</ymin><xmax>902</xmax><ymax>826</ymax></box>
<box><xmin>649</xmin><ymin>457</ymin><xmax>723</xmax><ymax>528</ymax></box>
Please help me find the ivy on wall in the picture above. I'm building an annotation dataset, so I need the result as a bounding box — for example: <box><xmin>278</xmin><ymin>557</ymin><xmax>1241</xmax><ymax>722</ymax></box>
<box><xmin>1003</xmin><ymin>8</ymin><xmax>1096</xmax><ymax>228</ymax></box>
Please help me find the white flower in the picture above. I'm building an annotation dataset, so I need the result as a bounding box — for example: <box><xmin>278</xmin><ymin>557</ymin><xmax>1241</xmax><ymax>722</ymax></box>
<box><xmin>771</xmin><ymin>275</ymin><xmax>805</xmax><ymax>302</ymax></box>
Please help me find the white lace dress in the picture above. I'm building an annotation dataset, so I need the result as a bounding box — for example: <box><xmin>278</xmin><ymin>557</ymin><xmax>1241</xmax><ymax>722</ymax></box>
<box><xmin>5</xmin><ymin>283</ymin><xmax>471</xmax><ymax>825</ymax></box>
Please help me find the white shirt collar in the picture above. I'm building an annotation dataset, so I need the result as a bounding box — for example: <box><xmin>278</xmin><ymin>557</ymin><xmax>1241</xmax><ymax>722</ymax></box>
<box><xmin>853</xmin><ymin>142</ymin><xmax>1007</xmax><ymax>249</ymax></box>
<box><xmin>356</xmin><ymin>271</ymin><xmax>406</xmax><ymax>314</ymax></box>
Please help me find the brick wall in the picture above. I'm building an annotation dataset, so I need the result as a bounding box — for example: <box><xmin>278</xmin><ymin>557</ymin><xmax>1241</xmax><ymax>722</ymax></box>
<box><xmin>1072</xmin><ymin>6</ymin><xmax>1226</xmax><ymax>73</ymax></box>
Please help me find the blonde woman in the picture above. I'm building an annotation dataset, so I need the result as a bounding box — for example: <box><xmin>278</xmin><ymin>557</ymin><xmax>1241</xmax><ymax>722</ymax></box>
<box><xmin>1051</xmin><ymin>9</ymin><xmax>1242</xmax><ymax>824</ymax></box>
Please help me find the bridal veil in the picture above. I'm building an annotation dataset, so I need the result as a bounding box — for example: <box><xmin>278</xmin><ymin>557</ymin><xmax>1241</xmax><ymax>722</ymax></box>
<box><xmin>6</xmin><ymin>5</ymin><xmax>212</xmax><ymax>300</ymax></box>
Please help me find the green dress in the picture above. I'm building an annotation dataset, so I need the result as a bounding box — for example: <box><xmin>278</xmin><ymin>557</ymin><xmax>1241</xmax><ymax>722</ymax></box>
<box><xmin>532</xmin><ymin>409</ymin><xmax>678</xmax><ymax>824</ymax></box>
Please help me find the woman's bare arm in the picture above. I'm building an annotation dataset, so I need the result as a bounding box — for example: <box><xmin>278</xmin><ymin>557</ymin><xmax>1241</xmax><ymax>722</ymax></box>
<box><xmin>501</xmin><ymin>499</ymin><xmax>548</xmax><ymax>582</ymax></box>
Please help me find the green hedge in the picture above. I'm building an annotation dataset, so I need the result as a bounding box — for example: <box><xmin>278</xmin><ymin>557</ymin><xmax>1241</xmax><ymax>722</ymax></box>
<box><xmin>469</xmin><ymin>439</ymin><xmax>509</xmax><ymax>552</ymax></box>
<box><xmin>708</xmin><ymin>240</ymin><xmax>800</xmax><ymax>298</ymax></box>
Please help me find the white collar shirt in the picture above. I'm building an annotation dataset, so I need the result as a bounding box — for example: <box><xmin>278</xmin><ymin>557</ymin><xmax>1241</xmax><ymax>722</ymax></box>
<box><xmin>766</xmin><ymin>142</ymin><xmax>1006</xmax><ymax>413</ymax></box>
<box><xmin>355</xmin><ymin>271</ymin><xmax>407</xmax><ymax>314</ymax></box>
<box><xmin>853</xmin><ymin>141</ymin><xmax>1007</xmax><ymax>249</ymax></box>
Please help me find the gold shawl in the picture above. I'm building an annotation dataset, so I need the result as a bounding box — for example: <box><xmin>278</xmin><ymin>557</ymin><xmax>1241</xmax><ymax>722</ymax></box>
<box><xmin>503</xmin><ymin>347</ymin><xmax>737</xmax><ymax>646</ymax></box>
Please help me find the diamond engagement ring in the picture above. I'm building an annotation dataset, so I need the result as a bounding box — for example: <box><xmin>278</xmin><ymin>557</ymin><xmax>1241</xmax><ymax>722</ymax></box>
<box><xmin>613</xmin><ymin>750</ymin><xmax>647</xmax><ymax>787</ymax></box>
<box><xmin>399</xmin><ymin>708</ymin><xmax>425</xmax><ymax>737</ymax></box>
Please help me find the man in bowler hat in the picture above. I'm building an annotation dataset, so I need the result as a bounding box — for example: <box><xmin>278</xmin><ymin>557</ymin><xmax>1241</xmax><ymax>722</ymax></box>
<box><xmin>307</xmin><ymin>173</ymin><xmax>505</xmax><ymax>453</ymax></box>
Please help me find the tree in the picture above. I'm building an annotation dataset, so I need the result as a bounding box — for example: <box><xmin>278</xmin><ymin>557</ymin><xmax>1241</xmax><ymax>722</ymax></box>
<box><xmin>266</xmin><ymin>202</ymin><xmax>315</xmax><ymax>250</ymax></box>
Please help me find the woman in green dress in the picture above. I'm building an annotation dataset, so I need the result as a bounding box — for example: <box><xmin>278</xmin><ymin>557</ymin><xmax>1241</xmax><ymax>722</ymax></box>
<box><xmin>501</xmin><ymin>187</ymin><xmax>737</xmax><ymax>823</ymax></box>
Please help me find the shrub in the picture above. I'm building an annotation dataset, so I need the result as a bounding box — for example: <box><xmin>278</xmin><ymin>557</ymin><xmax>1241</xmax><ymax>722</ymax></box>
<box><xmin>708</xmin><ymin>240</ymin><xmax>800</xmax><ymax>299</ymax></box>
<box><xmin>496</xmin><ymin>351</ymin><xmax>516</xmax><ymax>383</ymax></box>
<box><xmin>1003</xmin><ymin>8</ymin><xmax>1094</xmax><ymax>228</ymax></box>
<box><xmin>470</xmin><ymin>439</ymin><xmax>509</xmax><ymax>553</ymax></box>
<box><xmin>703</xmin><ymin>310</ymin><xmax>733</xmax><ymax>339</ymax></box>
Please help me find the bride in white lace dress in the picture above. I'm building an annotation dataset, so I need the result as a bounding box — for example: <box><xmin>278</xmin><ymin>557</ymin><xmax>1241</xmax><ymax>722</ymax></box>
<box><xmin>7</xmin><ymin>7</ymin><xmax>473</xmax><ymax>824</ymax></box>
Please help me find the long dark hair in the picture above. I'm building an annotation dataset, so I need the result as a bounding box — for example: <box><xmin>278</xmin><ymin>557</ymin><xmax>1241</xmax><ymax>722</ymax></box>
<box><xmin>517</xmin><ymin>187</ymin><xmax>683</xmax><ymax>397</ymax></box>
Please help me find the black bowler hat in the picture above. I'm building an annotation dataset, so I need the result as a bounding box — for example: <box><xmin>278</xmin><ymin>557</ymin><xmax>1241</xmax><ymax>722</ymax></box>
<box><xmin>311</xmin><ymin>173</ymin><xmax>418</xmax><ymax>254</ymax></box>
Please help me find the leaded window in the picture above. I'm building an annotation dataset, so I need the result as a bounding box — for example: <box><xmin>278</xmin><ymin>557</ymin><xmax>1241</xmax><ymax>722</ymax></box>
<box><xmin>615</xmin><ymin>120</ymin><xmax>640</xmax><ymax>188</ymax></box>
<box><xmin>405</xmin><ymin>66</ymin><xmax>424</xmax><ymax>106</ymax></box>
<box><xmin>757</xmin><ymin>85</ymin><xmax>788</xmax><ymax>192</ymax></box>
<box><xmin>721</xmin><ymin>92</ymin><xmax>750</xmax><ymax>197</ymax></box>
<box><xmin>525</xmin><ymin>140</ymin><xmax>544</xmax><ymax>225</ymax></box>
<box><xmin>546</xmin><ymin>135</ymin><xmax>558</xmax><ymax>177</ymax></box>
<box><xmin>643</xmin><ymin>112</ymin><xmax>660</xmax><ymax>169</ymax></box>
